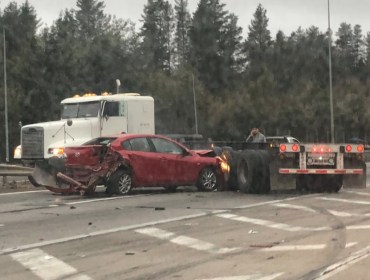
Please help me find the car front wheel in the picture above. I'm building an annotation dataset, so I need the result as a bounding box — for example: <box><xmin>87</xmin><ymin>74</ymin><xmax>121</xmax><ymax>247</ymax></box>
<box><xmin>196</xmin><ymin>167</ymin><xmax>218</xmax><ymax>192</ymax></box>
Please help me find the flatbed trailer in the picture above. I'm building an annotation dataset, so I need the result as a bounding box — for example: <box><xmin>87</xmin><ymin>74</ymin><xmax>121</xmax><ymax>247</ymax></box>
<box><xmin>182</xmin><ymin>140</ymin><xmax>366</xmax><ymax>193</ymax></box>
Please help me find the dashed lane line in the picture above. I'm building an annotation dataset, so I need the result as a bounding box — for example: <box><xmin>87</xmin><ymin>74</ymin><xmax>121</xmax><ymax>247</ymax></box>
<box><xmin>317</xmin><ymin>197</ymin><xmax>370</xmax><ymax>205</ymax></box>
<box><xmin>10</xmin><ymin>248</ymin><xmax>93</xmax><ymax>280</ymax></box>
<box><xmin>258</xmin><ymin>242</ymin><xmax>357</xmax><ymax>252</ymax></box>
<box><xmin>135</xmin><ymin>227</ymin><xmax>240</xmax><ymax>254</ymax></box>
<box><xmin>216</xmin><ymin>213</ymin><xmax>330</xmax><ymax>232</ymax></box>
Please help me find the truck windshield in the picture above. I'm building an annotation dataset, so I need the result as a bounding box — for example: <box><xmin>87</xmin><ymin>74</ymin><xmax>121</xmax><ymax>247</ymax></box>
<box><xmin>61</xmin><ymin>102</ymin><xmax>101</xmax><ymax>119</ymax></box>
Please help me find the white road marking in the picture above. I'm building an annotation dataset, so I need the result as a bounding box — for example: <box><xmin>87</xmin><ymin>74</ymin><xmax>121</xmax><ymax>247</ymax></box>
<box><xmin>0</xmin><ymin>195</ymin><xmax>314</xmax><ymax>255</ymax></box>
<box><xmin>342</xmin><ymin>190</ymin><xmax>370</xmax><ymax>196</ymax></box>
<box><xmin>273</xmin><ymin>203</ymin><xmax>316</xmax><ymax>213</ymax></box>
<box><xmin>317</xmin><ymin>197</ymin><xmax>370</xmax><ymax>205</ymax></box>
<box><xmin>136</xmin><ymin>227</ymin><xmax>239</xmax><ymax>254</ymax></box>
<box><xmin>347</xmin><ymin>225</ymin><xmax>370</xmax><ymax>230</ymax></box>
<box><xmin>0</xmin><ymin>190</ymin><xmax>48</xmax><ymax>196</ymax></box>
<box><xmin>313</xmin><ymin>245</ymin><xmax>370</xmax><ymax>280</ymax></box>
<box><xmin>0</xmin><ymin>224</ymin><xmax>4</xmax><ymax>226</ymax></box>
<box><xmin>48</xmin><ymin>205</ymin><xmax>59</xmax><ymax>207</ymax></box>
<box><xmin>65</xmin><ymin>194</ymin><xmax>148</xmax><ymax>205</ymax></box>
<box><xmin>10</xmin><ymin>248</ymin><xmax>93</xmax><ymax>280</ymax></box>
<box><xmin>273</xmin><ymin>203</ymin><xmax>358</xmax><ymax>217</ymax></box>
<box><xmin>235</xmin><ymin>194</ymin><xmax>319</xmax><ymax>210</ymax></box>
<box><xmin>0</xmin><ymin>212</ymin><xmax>208</xmax><ymax>255</ymax></box>
<box><xmin>217</xmin><ymin>213</ymin><xmax>329</xmax><ymax>232</ymax></box>
<box><xmin>196</xmin><ymin>273</ymin><xmax>284</xmax><ymax>280</ymax></box>
<box><xmin>259</xmin><ymin>242</ymin><xmax>357</xmax><ymax>252</ymax></box>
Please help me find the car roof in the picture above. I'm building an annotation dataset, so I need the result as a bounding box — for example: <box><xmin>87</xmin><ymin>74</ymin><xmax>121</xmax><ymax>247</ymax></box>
<box><xmin>97</xmin><ymin>134</ymin><xmax>187</xmax><ymax>144</ymax></box>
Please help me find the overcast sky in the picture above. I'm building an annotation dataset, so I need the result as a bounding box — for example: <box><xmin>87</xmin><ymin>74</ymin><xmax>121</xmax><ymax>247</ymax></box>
<box><xmin>1</xmin><ymin>0</ymin><xmax>370</xmax><ymax>38</ymax></box>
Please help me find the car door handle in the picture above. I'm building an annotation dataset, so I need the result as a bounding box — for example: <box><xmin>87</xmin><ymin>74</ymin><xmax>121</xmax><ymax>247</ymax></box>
<box><xmin>161</xmin><ymin>158</ymin><xmax>167</xmax><ymax>161</ymax></box>
<box><xmin>132</xmin><ymin>154</ymin><xmax>142</xmax><ymax>159</ymax></box>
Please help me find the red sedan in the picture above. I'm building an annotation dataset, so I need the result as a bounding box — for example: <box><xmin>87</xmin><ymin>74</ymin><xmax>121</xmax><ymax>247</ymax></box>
<box><xmin>63</xmin><ymin>134</ymin><xmax>224</xmax><ymax>195</ymax></box>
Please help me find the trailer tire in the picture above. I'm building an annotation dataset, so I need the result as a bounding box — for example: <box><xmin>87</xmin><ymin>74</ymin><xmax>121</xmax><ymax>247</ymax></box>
<box><xmin>237</xmin><ymin>150</ymin><xmax>259</xmax><ymax>194</ymax></box>
<box><xmin>221</xmin><ymin>149</ymin><xmax>240</xmax><ymax>191</ymax></box>
<box><xmin>324</xmin><ymin>175</ymin><xmax>343</xmax><ymax>193</ymax></box>
<box><xmin>107</xmin><ymin>169</ymin><xmax>133</xmax><ymax>195</ymax></box>
<box><xmin>256</xmin><ymin>150</ymin><xmax>271</xmax><ymax>193</ymax></box>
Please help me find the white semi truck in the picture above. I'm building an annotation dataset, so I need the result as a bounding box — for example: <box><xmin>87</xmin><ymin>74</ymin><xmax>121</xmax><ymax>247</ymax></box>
<box><xmin>14</xmin><ymin>92</ymin><xmax>155</xmax><ymax>164</ymax></box>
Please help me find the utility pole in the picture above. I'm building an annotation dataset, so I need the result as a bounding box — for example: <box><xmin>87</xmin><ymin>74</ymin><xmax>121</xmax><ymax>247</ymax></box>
<box><xmin>192</xmin><ymin>74</ymin><xmax>198</xmax><ymax>135</ymax></box>
<box><xmin>116</xmin><ymin>79</ymin><xmax>121</xmax><ymax>94</ymax></box>
<box><xmin>3</xmin><ymin>27</ymin><xmax>8</xmax><ymax>163</ymax></box>
<box><xmin>328</xmin><ymin>0</ymin><xmax>335</xmax><ymax>143</ymax></box>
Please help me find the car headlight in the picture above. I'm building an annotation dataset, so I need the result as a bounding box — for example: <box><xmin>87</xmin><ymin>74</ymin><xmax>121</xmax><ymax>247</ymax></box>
<box><xmin>48</xmin><ymin>148</ymin><xmax>65</xmax><ymax>155</ymax></box>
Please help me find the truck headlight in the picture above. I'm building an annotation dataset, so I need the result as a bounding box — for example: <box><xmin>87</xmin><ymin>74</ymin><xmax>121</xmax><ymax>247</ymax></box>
<box><xmin>14</xmin><ymin>146</ymin><xmax>21</xmax><ymax>156</ymax></box>
<box><xmin>48</xmin><ymin>148</ymin><xmax>65</xmax><ymax>155</ymax></box>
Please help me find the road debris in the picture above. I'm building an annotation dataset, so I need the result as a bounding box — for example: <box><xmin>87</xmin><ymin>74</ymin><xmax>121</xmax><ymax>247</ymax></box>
<box><xmin>70</xmin><ymin>206</ymin><xmax>76</xmax><ymax>209</ymax></box>
<box><xmin>267</xmin><ymin>256</ymin><xmax>274</xmax><ymax>260</ymax></box>
<box><xmin>88</xmin><ymin>222</ymin><xmax>93</xmax><ymax>226</ymax></box>
<box><xmin>44</xmin><ymin>255</ymin><xmax>52</xmax><ymax>260</ymax></box>
<box><xmin>155</xmin><ymin>207</ymin><xmax>165</xmax><ymax>211</ymax></box>
<box><xmin>125</xmin><ymin>251</ymin><xmax>135</xmax><ymax>255</ymax></box>
<box><xmin>248</xmin><ymin>230</ymin><xmax>258</xmax><ymax>234</ymax></box>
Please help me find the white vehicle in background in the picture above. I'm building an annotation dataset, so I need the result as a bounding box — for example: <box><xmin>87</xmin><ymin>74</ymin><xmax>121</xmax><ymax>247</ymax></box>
<box><xmin>265</xmin><ymin>136</ymin><xmax>300</xmax><ymax>144</ymax></box>
<box><xmin>14</xmin><ymin>92</ymin><xmax>155</xmax><ymax>165</ymax></box>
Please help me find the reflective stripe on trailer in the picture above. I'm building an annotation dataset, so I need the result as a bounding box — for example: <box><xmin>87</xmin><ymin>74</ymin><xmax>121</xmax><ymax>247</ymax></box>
<box><xmin>279</xmin><ymin>169</ymin><xmax>363</xmax><ymax>174</ymax></box>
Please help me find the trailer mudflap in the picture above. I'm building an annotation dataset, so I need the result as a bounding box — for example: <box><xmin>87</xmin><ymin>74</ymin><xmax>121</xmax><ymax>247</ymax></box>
<box><xmin>343</xmin><ymin>160</ymin><xmax>367</xmax><ymax>189</ymax></box>
<box><xmin>269</xmin><ymin>157</ymin><xmax>296</xmax><ymax>190</ymax></box>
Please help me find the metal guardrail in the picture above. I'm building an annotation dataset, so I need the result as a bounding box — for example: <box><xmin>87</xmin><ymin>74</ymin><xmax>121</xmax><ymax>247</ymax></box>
<box><xmin>0</xmin><ymin>164</ymin><xmax>33</xmax><ymax>176</ymax></box>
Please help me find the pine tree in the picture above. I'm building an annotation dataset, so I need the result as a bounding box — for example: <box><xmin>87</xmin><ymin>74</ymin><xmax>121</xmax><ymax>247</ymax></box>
<box><xmin>76</xmin><ymin>0</ymin><xmax>108</xmax><ymax>38</ymax></box>
<box><xmin>174</xmin><ymin>0</ymin><xmax>191</xmax><ymax>66</ymax></box>
<box><xmin>243</xmin><ymin>4</ymin><xmax>272</xmax><ymax>80</ymax></box>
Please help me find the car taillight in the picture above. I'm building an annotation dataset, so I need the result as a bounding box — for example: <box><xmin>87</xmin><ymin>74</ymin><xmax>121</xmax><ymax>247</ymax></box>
<box><xmin>327</xmin><ymin>148</ymin><xmax>332</xmax><ymax>153</ymax></box>
<box><xmin>312</xmin><ymin>147</ymin><xmax>317</xmax><ymax>153</ymax></box>
<box><xmin>292</xmin><ymin>144</ymin><xmax>298</xmax><ymax>152</ymax></box>
<box><xmin>346</xmin><ymin>145</ymin><xmax>352</xmax><ymax>152</ymax></box>
<box><xmin>357</xmin><ymin>145</ymin><xmax>364</xmax><ymax>152</ymax></box>
<box><xmin>280</xmin><ymin>144</ymin><xmax>287</xmax><ymax>152</ymax></box>
<box><xmin>320</xmin><ymin>147</ymin><xmax>324</xmax><ymax>153</ymax></box>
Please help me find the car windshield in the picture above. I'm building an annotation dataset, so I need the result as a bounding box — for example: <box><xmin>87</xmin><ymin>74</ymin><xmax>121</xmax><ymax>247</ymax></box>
<box><xmin>82</xmin><ymin>137</ymin><xmax>117</xmax><ymax>146</ymax></box>
<box><xmin>61</xmin><ymin>102</ymin><xmax>101</xmax><ymax>119</ymax></box>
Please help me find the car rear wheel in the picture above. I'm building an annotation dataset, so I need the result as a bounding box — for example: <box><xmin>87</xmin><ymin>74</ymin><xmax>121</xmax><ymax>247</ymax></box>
<box><xmin>107</xmin><ymin>169</ymin><xmax>133</xmax><ymax>195</ymax></box>
<box><xmin>197</xmin><ymin>167</ymin><xmax>218</xmax><ymax>192</ymax></box>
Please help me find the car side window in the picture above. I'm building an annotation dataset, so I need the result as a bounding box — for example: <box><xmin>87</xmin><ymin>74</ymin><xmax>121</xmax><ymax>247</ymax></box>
<box><xmin>103</xmin><ymin>102</ymin><xmax>119</xmax><ymax>117</ymax></box>
<box><xmin>128</xmin><ymin>138</ymin><xmax>151</xmax><ymax>152</ymax></box>
<box><xmin>151</xmin><ymin>138</ymin><xmax>184</xmax><ymax>155</ymax></box>
<box><xmin>121</xmin><ymin>140</ymin><xmax>132</xmax><ymax>150</ymax></box>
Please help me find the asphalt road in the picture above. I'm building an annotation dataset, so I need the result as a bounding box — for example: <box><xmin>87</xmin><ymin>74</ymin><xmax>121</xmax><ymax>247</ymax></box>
<box><xmin>2</xmin><ymin>187</ymin><xmax>370</xmax><ymax>280</ymax></box>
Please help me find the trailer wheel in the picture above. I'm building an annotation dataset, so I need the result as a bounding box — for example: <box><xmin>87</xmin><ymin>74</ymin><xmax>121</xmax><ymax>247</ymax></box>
<box><xmin>324</xmin><ymin>175</ymin><xmax>343</xmax><ymax>193</ymax></box>
<box><xmin>107</xmin><ymin>169</ymin><xmax>133</xmax><ymax>195</ymax></box>
<box><xmin>237</xmin><ymin>150</ymin><xmax>259</xmax><ymax>194</ymax></box>
<box><xmin>256</xmin><ymin>150</ymin><xmax>271</xmax><ymax>194</ymax></box>
<box><xmin>197</xmin><ymin>167</ymin><xmax>219</xmax><ymax>192</ymax></box>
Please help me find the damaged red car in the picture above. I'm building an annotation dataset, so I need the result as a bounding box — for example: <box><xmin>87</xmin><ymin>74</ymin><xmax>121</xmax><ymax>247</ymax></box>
<box><xmin>30</xmin><ymin>134</ymin><xmax>225</xmax><ymax>195</ymax></box>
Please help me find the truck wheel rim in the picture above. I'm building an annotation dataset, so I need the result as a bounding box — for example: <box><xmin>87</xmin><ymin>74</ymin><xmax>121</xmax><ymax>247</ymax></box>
<box><xmin>202</xmin><ymin>171</ymin><xmax>216</xmax><ymax>190</ymax></box>
<box><xmin>118</xmin><ymin>174</ymin><xmax>132</xmax><ymax>193</ymax></box>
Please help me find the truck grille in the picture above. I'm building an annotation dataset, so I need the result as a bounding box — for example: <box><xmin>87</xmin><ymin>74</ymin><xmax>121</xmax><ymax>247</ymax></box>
<box><xmin>22</xmin><ymin>127</ymin><xmax>44</xmax><ymax>159</ymax></box>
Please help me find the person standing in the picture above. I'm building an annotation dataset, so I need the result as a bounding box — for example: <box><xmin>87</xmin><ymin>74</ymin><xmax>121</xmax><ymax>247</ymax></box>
<box><xmin>246</xmin><ymin>127</ymin><xmax>266</xmax><ymax>143</ymax></box>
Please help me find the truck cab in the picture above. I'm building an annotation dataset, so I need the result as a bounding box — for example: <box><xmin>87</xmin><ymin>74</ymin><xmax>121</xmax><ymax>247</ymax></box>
<box><xmin>14</xmin><ymin>93</ymin><xmax>155</xmax><ymax>163</ymax></box>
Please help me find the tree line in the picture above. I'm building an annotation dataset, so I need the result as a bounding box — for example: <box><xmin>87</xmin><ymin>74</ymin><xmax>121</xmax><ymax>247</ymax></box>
<box><xmin>0</xmin><ymin>0</ymin><xmax>370</xmax><ymax>161</ymax></box>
